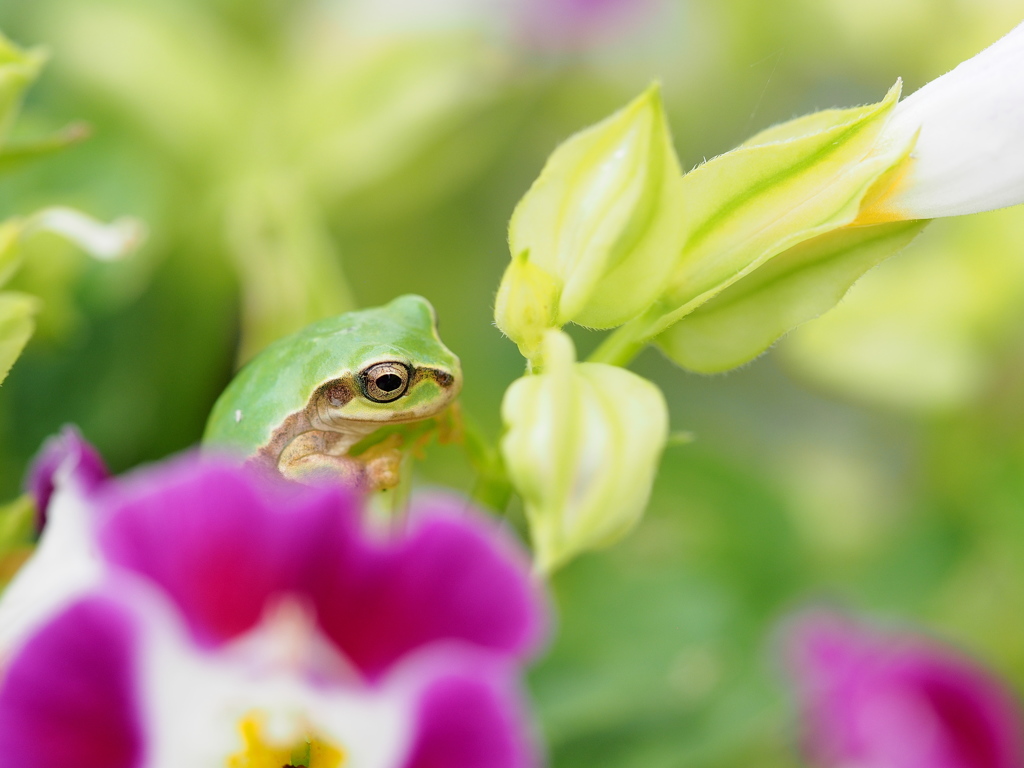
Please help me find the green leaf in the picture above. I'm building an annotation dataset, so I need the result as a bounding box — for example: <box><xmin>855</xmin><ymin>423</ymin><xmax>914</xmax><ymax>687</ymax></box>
<box><xmin>0</xmin><ymin>494</ymin><xmax>35</xmax><ymax>552</ymax></box>
<box><xmin>226</xmin><ymin>178</ymin><xmax>356</xmax><ymax>365</ymax></box>
<box><xmin>0</xmin><ymin>494</ymin><xmax>36</xmax><ymax>592</ymax></box>
<box><xmin>0</xmin><ymin>219</ymin><xmax>24</xmax><ymax>289</ymax></box>
<box><xmin>656</xmin><ymin>220</ymin><xmax>928</xmax><ymax>372</ymax></box>
<box><xmin>0</xmin><ymin>122</ymin><xmax>91</xmax><ymax>175</ymax></box>
<box><xmin>0</xmin><ymin>291</ymin><xmax>40</xmax><ymax>385</ymax></box>
<box><xmin>651</xmin><ymin>81</ymin><xmax>911</xmax><ymax>333</ymax></box>
<box><xmin>0</xmin><ymin>32</ymin><xmax>46</xmax><ymax>144</ymax></box>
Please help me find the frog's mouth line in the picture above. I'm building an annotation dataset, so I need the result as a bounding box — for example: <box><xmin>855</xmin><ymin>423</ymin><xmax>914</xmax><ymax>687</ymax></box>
<box><xmin>340</xmin><ymin>406</ymin><xmax>452</xmax><ymax>426</ymax></box>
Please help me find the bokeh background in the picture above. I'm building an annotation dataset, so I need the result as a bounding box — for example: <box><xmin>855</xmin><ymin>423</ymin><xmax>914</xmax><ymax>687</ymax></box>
<box><xmin>1</xmin><ymin>1</ymin><xmax>1023</xmax><ymax>765</ymax></box>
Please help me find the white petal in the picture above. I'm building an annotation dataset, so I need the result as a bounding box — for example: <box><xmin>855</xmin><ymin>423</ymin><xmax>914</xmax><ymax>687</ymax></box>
<box><xmin>135</xmin><ymin>594</ymin><xmax>412</xmax><ymax>768</ymax></box>
<box><xmin>878</xmin><ymin>21</ymin><xmax>1024</xmax><ymax>219</ymax></box>
<box><xmin>0</xmin><ymin>483</ymin><xmax>102</xmax><ymax>655</ymax></box>
<box><xmin>25</xmin><ymin>206</ymin><xmax>146</xmax><ymax>261</ymax></box>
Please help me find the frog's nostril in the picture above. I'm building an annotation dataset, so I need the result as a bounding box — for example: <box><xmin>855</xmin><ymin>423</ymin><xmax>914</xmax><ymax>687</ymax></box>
<box><xmin>435</xmin><ymin>371</ymin><xmax>454</xmax><ymax>388</ymax></box>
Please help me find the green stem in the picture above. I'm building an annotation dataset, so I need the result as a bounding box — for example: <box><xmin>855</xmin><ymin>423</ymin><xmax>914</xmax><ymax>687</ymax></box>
<box><xmin>587</xmin><ymin>309</ymin><xmax>662</xmax><ymax>367</ymax></box>
<box><xmin>460</xmin><ymin>411</ymin><xmax>514</xmax><ymax>515</ymax></box>
<box><xmin>387</xmin><ymin>453</ymin><xmax>414</xmax><ymax>525</ymax></box>
<box><xmin>470</xmin><ymin>469</ymin><xmax>514</xmax><ymax>515</ymax></box>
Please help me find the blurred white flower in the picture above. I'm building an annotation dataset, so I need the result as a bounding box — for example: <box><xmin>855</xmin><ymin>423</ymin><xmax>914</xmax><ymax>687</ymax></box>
<box><xmin>865</xmin><ymin>20</ymin><xmax>1024</xmax><ymax>220</ymax></box>
<box><xmin>24</xmin><ymin>207</ymin><xmax>147</xmax><ymax>262</ymax></box>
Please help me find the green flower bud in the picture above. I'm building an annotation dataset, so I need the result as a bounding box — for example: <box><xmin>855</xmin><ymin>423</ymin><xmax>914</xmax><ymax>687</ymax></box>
<box><xmin>500</xmin><ymin>330</ymin><xmax>669</xmax><ymax>572</ymax></box>
<box><xmin>660</xmin><ymin>81</ymin><xmax>909</xmax><ymax>327</ymax></box>
<box><xmin>494</xmin><ymin>250</ymin><xmax>560</xmax><ymax>361</ymax></box>
<box><xmin>503</xmin><ymin>83</ymin><xmax>684</xmax><ymax>334</ymax></box>
<box><xmin>656</xmin><ymin>219</ymin><xmax>927</xmax><ymax>373</ymax></box>
<box><xmin>591</xmin><ymin>82</ymin><xmax>924</xmax><ymax>373</ymax></box>
<box><xmin>645</xmin><ymin>82</ymin><xmax>923</xmax><ymax>373</ymax></box>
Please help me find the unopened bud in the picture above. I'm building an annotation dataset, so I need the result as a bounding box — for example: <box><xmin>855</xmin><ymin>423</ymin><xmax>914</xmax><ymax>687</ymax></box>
<box><xmin>494</xmin><ymin>250</ymin><xmax>560</xmax><ymax>361</ymax></box>
<box><xmin>501</xmin><ymin>330</ymin><xmax>669</xmax><ymax>572</ymax></box>
<box><xmin>503</xmin><ymin>83</ymin><xmax>684</xmax><ymax>335</ymax></box>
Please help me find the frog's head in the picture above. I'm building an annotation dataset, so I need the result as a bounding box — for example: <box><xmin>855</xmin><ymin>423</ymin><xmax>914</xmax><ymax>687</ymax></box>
<box><xmin>310</xmin><ymin>295</ymin><xmax>462</xmax><ymax>427</ymax></box>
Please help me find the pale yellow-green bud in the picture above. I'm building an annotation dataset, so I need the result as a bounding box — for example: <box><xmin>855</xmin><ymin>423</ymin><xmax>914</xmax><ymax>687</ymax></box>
<box><xmin>494</xmin><ymin>250</ymin><xmax>560</xmax><ymax>361</ymax></box>
<box><xmin>500</xmin><ymin>330</ymin><xmax>669</xmax><ymax>573</ymax></box>
<box><xmin>504</xmin><ymin>83</ymin><xmax>684</xmax><ymax>334</ymax></box>
<box><xmin>627</xmin><ymin>81</ymin><xmax>925</xmax><ymax>374</ymax></box>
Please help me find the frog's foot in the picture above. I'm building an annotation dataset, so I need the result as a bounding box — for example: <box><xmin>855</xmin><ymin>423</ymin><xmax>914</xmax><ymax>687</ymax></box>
<box><xmin>356</xmin><ymin>435</ymin><xmax>404</xmax><ymax>491</ymax></box>
<box><xmin>436</xmin><ymin>402</ymin><xmax>464</xmax><ymax>445</ymax></box>
<box><xmin>280</xmin><ymin>453</ymin><xmax>367</xmax><ymax>488</ymax></box>
<box><xmin>281</xmin><ymin>434</ymin><xmax>405</xmax><ymax>492</ymax></box>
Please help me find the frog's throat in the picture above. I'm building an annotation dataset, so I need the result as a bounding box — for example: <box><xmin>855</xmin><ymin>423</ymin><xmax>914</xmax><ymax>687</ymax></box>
<box><xmin>255</xmin><ymin>410</ymin><xmax>425</xmax><ymax>474</ymax></box>
<box><xmin>254</xmin><ymin>409</ymin><xmax>378</xmax><ymax>472</ymax></box>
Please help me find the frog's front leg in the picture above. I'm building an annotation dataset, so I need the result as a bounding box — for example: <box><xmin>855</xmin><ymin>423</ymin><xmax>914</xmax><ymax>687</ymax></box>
<box><xmin>277</xmin><ymin>430</ymin><xmax>403</xmax><ymax>491</ymax></box>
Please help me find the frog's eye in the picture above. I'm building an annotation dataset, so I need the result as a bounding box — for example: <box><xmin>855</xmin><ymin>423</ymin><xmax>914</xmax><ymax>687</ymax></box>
<box><xmin>361</xmin><ymin>362</ymin><xmax>410</xmax><ymax>403</ymax></box>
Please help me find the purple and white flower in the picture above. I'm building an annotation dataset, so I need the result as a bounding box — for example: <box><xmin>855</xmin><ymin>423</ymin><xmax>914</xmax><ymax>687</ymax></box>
<box><xmin>25</xmin><ymin>424</ymin><xmax>109</xmax><ymax>530</ymax></box>
<box><xmin>0</xmin><ymin>426</ymin><xmax>110</xmax><ymax>652</ymax></box>
<box><xmin>784</xmin><ymin>610</ymin><xmax>1024</xmax><ymax>768</ymax></box>
<box><xmin>0</xmin><ymin>437</ymin><xmax>546</xmax><ymax>768</ymax></box>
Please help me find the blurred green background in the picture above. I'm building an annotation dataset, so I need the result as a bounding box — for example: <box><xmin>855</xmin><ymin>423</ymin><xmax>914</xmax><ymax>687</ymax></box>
<box><xmin>2</xmin><ymin>1</ymin><xmax>1024</xmax><ymax>766</ymax></box>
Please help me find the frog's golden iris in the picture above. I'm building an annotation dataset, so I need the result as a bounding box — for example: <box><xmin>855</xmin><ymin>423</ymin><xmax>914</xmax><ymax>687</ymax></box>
<box><xmin>361</xmin><ymin>361</ymin><xmax>410</xmax><ymax>402</ymax></box>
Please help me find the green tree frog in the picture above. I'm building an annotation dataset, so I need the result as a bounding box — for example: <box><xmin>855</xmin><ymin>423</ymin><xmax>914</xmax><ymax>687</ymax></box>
<box><xmin>203</xmin><ymin>295</ymin><xmax>462</xmax><ymax>490</ymax></box>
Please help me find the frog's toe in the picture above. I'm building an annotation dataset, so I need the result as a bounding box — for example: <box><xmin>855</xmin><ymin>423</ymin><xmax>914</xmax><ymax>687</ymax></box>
<box><xmin>281</xmin><ymin>454</ymin><xmax>363</xmax><ymax>489</ymax></box>
<box><xmin>365</xmin><ymin>452</ymin><xmax>402</xmax><ymax>491</ymax></box>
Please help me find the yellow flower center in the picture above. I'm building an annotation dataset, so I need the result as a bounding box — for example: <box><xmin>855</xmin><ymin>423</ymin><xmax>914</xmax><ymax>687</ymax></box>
<box><xmin>227</xmin><ymin>713</ymin><xmax>345</xmax><ymax>768</ymax></box>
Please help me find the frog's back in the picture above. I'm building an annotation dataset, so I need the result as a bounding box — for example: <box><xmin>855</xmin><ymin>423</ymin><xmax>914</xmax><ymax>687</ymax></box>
<box><xmin>203</xmin><ymin>296</ymin><xmax>440</xmax><ymax>456</ymax></box>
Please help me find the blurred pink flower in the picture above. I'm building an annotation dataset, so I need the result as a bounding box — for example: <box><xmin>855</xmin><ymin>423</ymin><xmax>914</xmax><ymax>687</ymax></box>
<box><xmin>519</xmin><ymin>0</ymin><xmax>657</xmax><ymax>50</ymax></box>
<box><xmin>0</xmin><ymin>437</ymin><xmax>547</xmax><ymax>767</ymax></box>
<box><xmin>784</xmin><ymin>611</ymin><xmax>1024</xmax><ymax>768</ymax></box>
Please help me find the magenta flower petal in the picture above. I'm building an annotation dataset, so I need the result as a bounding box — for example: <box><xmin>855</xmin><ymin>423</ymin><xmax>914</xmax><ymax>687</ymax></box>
<box><xmin>302</xmin><ymin>496</ymin><xmax>547</xmax><ymax>679</ymax></box>
<box><xmin>96</xmin><ymin>455</ymin><xmax>338</xmax><ymax>647</ymax></box>
<box><xmin>403</xmin><ymin>657</ymin><xmax>539</xmax><ymax>768</ymax></box>
<box><xmin>96</xmin><ymin>456</ymin><xmax>545</xmax><ymax>675</ymax></box>
<box><xmin>25</xmin><ymin>425</ymin><xmax>108</xmax><ymax>531</ymax></box>
<box><xmin>2</xmin><ymin>452</ymin><xmax>546</xmax><ymax>765</ymax></box>
<box><xmin>0</xmin><ymin>596</ymin><xmax>142</xmax><ymax>768</ymax></box>
<box><xmin>785</xmin><ymin>611</ymin><xmax>1024</xmax><ymax>768</ymax></box>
